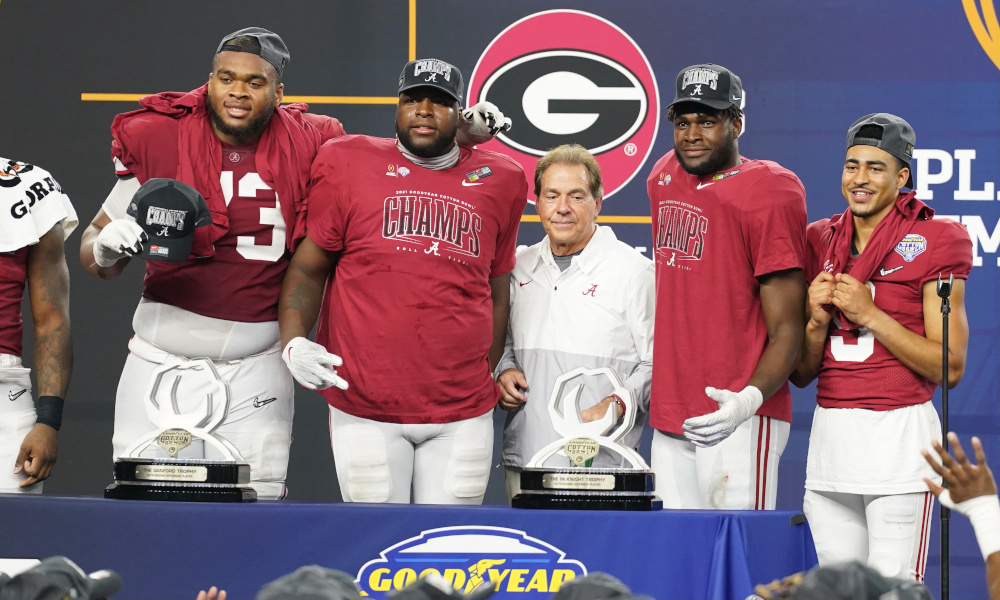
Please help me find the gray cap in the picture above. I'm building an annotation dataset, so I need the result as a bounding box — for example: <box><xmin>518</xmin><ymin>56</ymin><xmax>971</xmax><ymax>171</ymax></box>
<box><xmin>789</xmin><ymin>562</ymin><xmax>932</xmax><ymax>600</ymax></box>
<box><xmin>550</xmin><ymin>573</ymin><xmax>652</xmax><ymax>600</ymax></box>
<box><xmin>669</xmin><ymin>63</ymin><xmax>743</xmax><ymax>111</ymax></box>
<box><xmin>217</xmin><ymin>27</ymin><xmax>289</xmax><ymax>78</ymax></box>
<box><xmin>846</xmin><ymin>113</ymin><xmax>916</xmax><ymax>189</ymax></box>
<box><xmin>398</xmin><ymin>58</ymin><xmax>464</xmax><ymax>104</ymax></box>
<box><xmin>255</xmin><ymin>566</ymin><xmax>362</xmax><ymax>600</ymax></box>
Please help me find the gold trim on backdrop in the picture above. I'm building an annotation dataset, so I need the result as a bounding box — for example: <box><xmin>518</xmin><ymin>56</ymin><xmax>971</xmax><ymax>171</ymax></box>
<box><xmin>409</xmin><ymin>0</ymin><xmax>417</xmax><ymax>61</ymax></box>
<box><xmin>964</xmin><ymin>0</ymin><xmax>1000</xmax><ymax>70</ymax></box>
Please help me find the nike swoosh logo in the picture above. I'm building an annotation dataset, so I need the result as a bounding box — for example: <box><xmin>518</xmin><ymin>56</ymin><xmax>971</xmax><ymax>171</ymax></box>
<box><xmin>696</xmin><ymin>181</ymin><xmax>715</xmax><ymax>189</ymax></box>
<box><xmin>253</xmin><ymin>397</ymin><xmax>277</xmax><ymax>408</ymax></box>
<box><xmin>879</xmin><ymin>266</ymin><xmax>904</xmax><ymax>276</ymax></box>
<box><xmin>8</xmin><ymin>389</ymin><xmax>26</xmax><ymax>401</ymax></box>
<box><xmin>462</xmin><ymin>180</ymin><xmax>482</xmax><ymax>186</ymax></box>
<box><xmin>519</xmin><ymin>280</ymin><xmax>532</xmax><ymax>287</ymax></box>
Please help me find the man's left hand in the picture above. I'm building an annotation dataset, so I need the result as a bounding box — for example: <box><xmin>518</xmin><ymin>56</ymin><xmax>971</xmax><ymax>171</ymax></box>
<box><xmin>14</xmin><ymin>423</ymin><xmax>57</xmax><ymax>487</ymax></box>
<box><xmin>832</xmin><ymin>273</ymin><xmax>879</xmax><ymax>327</ymax></box>
<box><xmin>682</xmin><ymin>386</ymin><xmax>763</xmax><ymax>447</ymax></box>
<box><xmin>460</xmin><ymin>102</ymin><xmax>512</xmax><ymax>145</ymax></box>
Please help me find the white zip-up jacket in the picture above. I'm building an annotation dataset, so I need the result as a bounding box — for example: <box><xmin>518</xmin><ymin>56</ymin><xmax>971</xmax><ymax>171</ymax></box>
<box><xmin>496</xmin><ymin>225</ymin><xmax>655</xmax><ymax>468</ymax></box>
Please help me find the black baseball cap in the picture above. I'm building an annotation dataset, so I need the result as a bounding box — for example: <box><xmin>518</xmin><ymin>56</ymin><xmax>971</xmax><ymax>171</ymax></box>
<box><xmin>669</xmin><ymin>63</ymin><xmax>744</xmax><ymax>111</ymax></box>
<box><xmin>217</xmin><ymin>27</ymin><xmax>289</xmax><ymax>78</ymax></box>
<box><xmin>398</xmin><ymin>58</ymin><xmax>464</xmax><ymax>104</ymax></box>
<box><xmin>126</xmin><ymin>178</ymin><xmax>212</xmax><ymax>263</ymax></box>
<box><xmin>846</xmin><ymin>113</ymin><xmax>916</xmax><ymax>189</ymax></box>
<box><xmin>0</xmin><ymin>556</ymin><xmax>122</xmax><ymax>600</ymax></box>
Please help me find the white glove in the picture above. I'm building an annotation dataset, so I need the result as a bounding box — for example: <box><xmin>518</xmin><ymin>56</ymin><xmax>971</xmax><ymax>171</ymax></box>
<box><xmin>460</xmin><ymin>101</ymin><xmax>512</xmax><ymax>145</ymax></box>
<box><xmin>938</xmin><ymin>491</ymin><xmax>1000</xmax><ymax>559</ymax></box>
<box><xmin>94</xmin><ymin>219</ymin><xmax>147</xmax><ymax>267</ymax></box>
<box><xmin>682</xmin><ymin>385</ymin><xmax>764</xmax><ymax>448</ymax></box>
<box><xmin>282</xmin><ymin>336</ymin><xmax>348</xmax><ymax>391</ymax></box>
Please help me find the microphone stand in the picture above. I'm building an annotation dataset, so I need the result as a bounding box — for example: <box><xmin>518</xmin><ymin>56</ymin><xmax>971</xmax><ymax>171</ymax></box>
<box><xmin>937</xmin><ymin>273</ymin><xmax>953</xmax><ymax>600</ymax></box>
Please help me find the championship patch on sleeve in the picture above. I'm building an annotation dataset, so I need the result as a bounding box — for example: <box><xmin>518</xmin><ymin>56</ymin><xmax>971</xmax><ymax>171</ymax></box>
<box><xmin>894</xmin><ymin>234</ymin><xmax>927</xmax><ymax>262</ymax></box>
<box><xmin>466</xmin><ymin>166</ymin><xmax>493</xmax><ymax>183</ymax></box>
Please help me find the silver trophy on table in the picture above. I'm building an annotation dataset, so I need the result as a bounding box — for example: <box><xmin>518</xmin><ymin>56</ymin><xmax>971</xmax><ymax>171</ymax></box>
<box><xmin>512</xmin><ymin>366</ymin><xmax>661</xmax><ymax>510</ymax></box>
<box><xmin>105</xmin><ymin>358</ymin><xmax>256</xmax><ymax>502</ymax></box>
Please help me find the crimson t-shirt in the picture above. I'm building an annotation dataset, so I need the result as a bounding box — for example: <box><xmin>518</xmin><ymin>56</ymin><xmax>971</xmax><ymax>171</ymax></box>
<box><xmin>647</xmin><ymin>152</ymin><xmax>807</xmax><ymax>434</ymax></box>
<box><xmin>306</xmin><ymin>136</ymin><xmax>528</xmax><ymax>423</ymax></box>
<box><xmin>807</xmin><ymin>216</ymin><xmax>973</xmax><ymax>409</ymax></box>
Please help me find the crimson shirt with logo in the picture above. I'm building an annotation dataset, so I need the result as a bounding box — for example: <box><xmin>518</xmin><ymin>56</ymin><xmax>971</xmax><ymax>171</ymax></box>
<box><xmin>111</xmin><ymin>110</ymin><xmax>345</xmax><ymax>322</ymax></box>
<box><xmin>647</xmin><ymin>151</ymin><xmax>807</xmax><ymax>434</ymax></box>
<box><xmin>806</xmin><ymin>216</ymin><xmax>972</xmax><ymax>410</ymax></box>
<box><xmin>306</xmin><ymin>136</ymin><xmax>528</xmax><ymax>423</ymax></box>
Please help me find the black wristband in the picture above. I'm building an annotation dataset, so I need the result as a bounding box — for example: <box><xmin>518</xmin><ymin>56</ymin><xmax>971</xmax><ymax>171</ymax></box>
<box><xmin>35</xmin><ymin>395</ymin><xmax>64</xmax><ymax>431</ymax></box>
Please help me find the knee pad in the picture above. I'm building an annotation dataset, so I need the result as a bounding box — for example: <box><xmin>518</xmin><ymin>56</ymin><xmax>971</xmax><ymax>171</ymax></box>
<box><xmin>443</xmin><ymin>419</ymin><xmax>491</xmax><ymax>499</ymax></box>
<box><xmin>341</xmin><ymin>424</ymin><xmax>393</xmax><ymax>503</ymax></box>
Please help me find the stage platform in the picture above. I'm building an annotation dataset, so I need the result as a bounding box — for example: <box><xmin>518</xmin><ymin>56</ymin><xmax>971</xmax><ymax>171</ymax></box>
<box><xmin>0</xmin><ymin>495</ymin><xmax>816</xmax><ymax>600</ymax></box>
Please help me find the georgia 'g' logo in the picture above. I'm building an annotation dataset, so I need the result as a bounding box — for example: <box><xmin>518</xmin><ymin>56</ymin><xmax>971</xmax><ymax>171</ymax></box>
<box><xmin>355</xmin><ymin>526</ymin><xmax>587</xmax><ymax>599</ymax></box>
<box><xmin>0</xmin><ymin>159</ymin><xmax>34</xmax><ymax>189</ymax></box>
<box><xmin>468</xmin><ymin>10</ymin><xmax>659</xmax><ymax>201</ymax></box>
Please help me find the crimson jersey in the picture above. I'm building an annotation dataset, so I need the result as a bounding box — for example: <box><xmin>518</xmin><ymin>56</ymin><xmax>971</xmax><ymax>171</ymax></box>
<box><xmin>139</xmin><ymin>142</ymin><xmax>291</xmax><ymax>321</ymax></box>
<box><xmin>0</xmin><ymin>248</ymin><xmax>28</xmax><ymax>356</ymax></box>
<box><xmin>647</xmin><ymin>152</ymin><xmax>806</xmax><ymax>434</ymax></box>
<box><xmin>111</xmin><ymin>101</ymin><xmax>345</xmax><ymax>322</ymax></box>
<box><xmin>807</xmin><ymin>216</ymin><xmax>972</xmax><ymax>409</ymax></box>
<box><xmin>307</xmin><ymin>136</ymin><xmax>528</xmax><ymax>424</ymax></box>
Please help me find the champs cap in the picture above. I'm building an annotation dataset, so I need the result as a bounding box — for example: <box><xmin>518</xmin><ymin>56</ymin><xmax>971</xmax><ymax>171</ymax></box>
<box><xmin>669</xmin><ymin>63</ymin><xmax>744</xmax><ymax>111</ymax></box>
<box><xmin>217</xmin><ymin>27</ymin><xmax>289</xmax><ymax>77</ymax></box>
<box><xmin>0</xmin><ymin>556</ymin><xmax>122</xmax><ymax>600</ymax></box>
<box><xmin>126</xmin><ymin>178</ymin><xmax>212</xmax><ymax>263</ymax></box>
<box><xmin>255</xmin><ymin>566</ymin><xmax>362</xmax><ymax>600</ymax></box>
<box><xmin>398</xmin><ymin>58</ymin><xmax>464</xmax><ymax>104</ymax></box>
<box><xmin>846</xmin><ymin>113</ymin><xmax>916</xmax><ymax>189</ymax></box>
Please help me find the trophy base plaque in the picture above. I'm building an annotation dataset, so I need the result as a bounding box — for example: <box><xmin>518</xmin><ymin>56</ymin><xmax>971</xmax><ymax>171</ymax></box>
<box><xmin>512</xmin><ymin>467</ymin><xmax>661</xmax><ymax>511</ymax></box>
<box><xmin>105</xmin><ymin>458</ymin><xmax>256</xmax><ymax>503</ymax></box>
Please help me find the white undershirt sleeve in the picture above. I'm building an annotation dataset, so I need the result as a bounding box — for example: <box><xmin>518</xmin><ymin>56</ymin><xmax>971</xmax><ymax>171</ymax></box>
<box><xmin>102</xmin><ymin>175</ymin><xmax>142</xmax><ymax>220</ymax></box>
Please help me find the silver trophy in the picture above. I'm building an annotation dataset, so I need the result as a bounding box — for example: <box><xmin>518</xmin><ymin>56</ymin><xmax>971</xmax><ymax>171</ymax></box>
<box><xmin>513</xmin><ymin>367</ymin><xmax>660</xmax><ymax>510</ymax></box>
<box><xmin>106</xmin><ymin>358</ymin><xmax>255</xmax><ymax>502</ymax></box>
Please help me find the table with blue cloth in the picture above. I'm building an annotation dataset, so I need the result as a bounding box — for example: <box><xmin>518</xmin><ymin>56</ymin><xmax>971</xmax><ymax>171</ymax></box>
<box><xmin>0</xmin><ymin>496</ymin><xmax>816</xmax><ymax>600</ymax></box>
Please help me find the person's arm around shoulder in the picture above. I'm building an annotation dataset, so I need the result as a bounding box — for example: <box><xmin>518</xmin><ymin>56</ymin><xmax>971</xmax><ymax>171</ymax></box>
<box><xmin>17</xmin><ymin>223</ymin><xmax>72</xmax><ymax>487</ymax></box>
<box><xmin>278</xmin><ymin>235</ymin><xmax>347</xmax><ymax>391</ymax></box>
<box><xmin>924</xmin><ymin>433</ymin><xmax>1000</xmax><ymax>600</ymax></box>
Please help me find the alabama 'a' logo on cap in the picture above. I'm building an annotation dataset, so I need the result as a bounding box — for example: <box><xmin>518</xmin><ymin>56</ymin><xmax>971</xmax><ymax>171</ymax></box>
<box><xmin>467</xmin><ymin>10</ymin><xmax>659</xmax><ymax>201</ymax></box>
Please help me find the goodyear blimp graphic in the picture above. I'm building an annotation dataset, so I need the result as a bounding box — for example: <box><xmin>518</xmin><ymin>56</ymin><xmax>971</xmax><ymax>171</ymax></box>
<box><xmin>355</xmin><ymin>526</ymin><xmax>587</xmax><ymax>599</ymax></box>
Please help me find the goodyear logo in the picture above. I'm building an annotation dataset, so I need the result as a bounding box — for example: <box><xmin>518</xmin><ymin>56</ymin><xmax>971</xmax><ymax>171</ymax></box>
<box><xmin>355</xmin><ymin>526</ymin><xmax>587</xmax><ymax>599</ymax></box>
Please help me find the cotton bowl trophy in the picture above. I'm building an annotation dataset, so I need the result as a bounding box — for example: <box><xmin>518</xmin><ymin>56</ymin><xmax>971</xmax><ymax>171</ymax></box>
<box><xmin>105</xmin><ymin>178</ymin><xmax>254</xmax><ymax>501</ymax></box>
<box><xmin>105</xmin><ymin>357</ymin><xmax>256</xmax><ymax>502</ymax></box>
<box><xmin>512</xmin><ymin>366</ymin><xmax>660</xmax><ymax>510</ymax></box>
